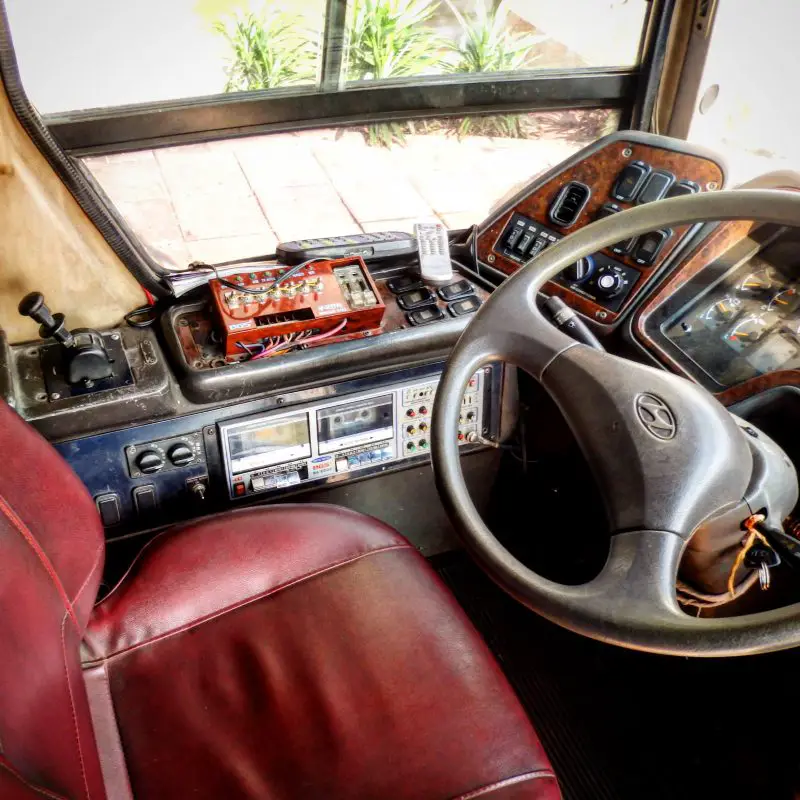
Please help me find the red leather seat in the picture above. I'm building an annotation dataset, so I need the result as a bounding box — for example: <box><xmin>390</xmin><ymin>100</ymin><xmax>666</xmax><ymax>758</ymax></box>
<box><xmin>0</xmin><ymin>399</ymin><xmax>560</xmax><ymax>799</ymax></box>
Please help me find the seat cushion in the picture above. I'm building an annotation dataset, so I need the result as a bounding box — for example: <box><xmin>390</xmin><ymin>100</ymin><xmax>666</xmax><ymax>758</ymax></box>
<box><xmin>83</xmin><ymin>505</ymin><xmax>559</xmax><ymax>799</ymax></box>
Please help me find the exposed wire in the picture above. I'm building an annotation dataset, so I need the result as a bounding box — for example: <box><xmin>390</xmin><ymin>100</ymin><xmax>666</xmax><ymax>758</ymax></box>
<box><xmin>187</xmin><ymin>258</ymin><xmax>327</xmax><ymax>296</ymax></box>
<box><xmin>250</xmin><ymin>319</ymin><xmax>349</xmax><ymax>361</ymax></box>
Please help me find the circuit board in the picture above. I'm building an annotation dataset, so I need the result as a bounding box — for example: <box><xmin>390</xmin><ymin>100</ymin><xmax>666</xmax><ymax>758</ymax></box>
<box><xmin>210</xmin><ymin>257</ymin><xmax>386</xmax><ymax>359</ymax></box>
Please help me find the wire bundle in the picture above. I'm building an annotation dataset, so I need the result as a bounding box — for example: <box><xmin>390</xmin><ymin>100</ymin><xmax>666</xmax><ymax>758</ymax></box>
<box><xmin>236</xmin><ymin>318</ymin><xmax>349</xmax><ymax>362</ymax></box>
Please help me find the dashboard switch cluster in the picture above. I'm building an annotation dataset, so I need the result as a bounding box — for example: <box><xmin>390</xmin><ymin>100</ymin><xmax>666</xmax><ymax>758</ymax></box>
<box><xmin>555</xmin><ymin>253</ymin><xmax>640</xmax><ymax>313</ymax></box>
<box><xmin>497</xmin><ymin>212</ymin><xmax>561</xmax><ymax>264</ymax></box>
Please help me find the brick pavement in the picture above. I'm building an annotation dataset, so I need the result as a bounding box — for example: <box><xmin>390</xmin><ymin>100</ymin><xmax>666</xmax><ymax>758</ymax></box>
<box><xmin>84</xmin><ymin>129</ymin><xmax>582</xmax><ymax>268</ymax></box>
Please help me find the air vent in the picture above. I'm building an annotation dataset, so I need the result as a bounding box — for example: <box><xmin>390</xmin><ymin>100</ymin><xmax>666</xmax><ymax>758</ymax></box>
<box><xmin>549</xmin><ymin>181</ymin><xmax>591</xmax><ymax>227</ymax></box>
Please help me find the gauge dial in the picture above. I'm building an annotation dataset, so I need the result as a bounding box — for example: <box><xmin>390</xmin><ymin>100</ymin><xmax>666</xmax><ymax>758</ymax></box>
<box><xmin>738</xmin><ymin>266</ymin><xmax>783</xmax><ymax>298</ymax></box>
<box><xmin>726</xmin><ymin>315</ymin><xmax>770</xmax><ymax>351</ymax></box>
<box><xmin>768</xmin><ymin>285</ymin><xmax>799</xmax><ymax>312</ymax></box>
<box><xmin>700</xmin><ymin>296</ymin><xmax>742</xmax><ymax>329</ymax></box>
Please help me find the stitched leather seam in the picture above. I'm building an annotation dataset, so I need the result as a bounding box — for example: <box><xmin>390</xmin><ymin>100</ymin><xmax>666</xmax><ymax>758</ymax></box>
<box><xmin>0</xmin><ymin>493</ymin><xmax>79</xmax><ymax>629</ymax></box>
<box><xmin>97</xmin><ymin>661</ymin><xmax>134</xmax><ymax>800</ymax></box>
<box><xmin>88</xmin><ymin>543</ymin><xmax>412</xmax><ymax>663</ymax></box>
<box><xmin>71</xmin><ymin>545</ymin><xmax>103</xmax><ymax>607</ymax></box>
<box><xmin>450</xmin><ymin>770</ymin><xmax>557</xmax><ymax>800</ymax></box>
<box><xmin>0</xmin><ymin>757</ymin><xmax>68</xmax><ymax>800</ymax></box>
<box><xmin>61</xmin><ymin>613</ymin><xmax>91</xmax><ymax>800</ymax></box>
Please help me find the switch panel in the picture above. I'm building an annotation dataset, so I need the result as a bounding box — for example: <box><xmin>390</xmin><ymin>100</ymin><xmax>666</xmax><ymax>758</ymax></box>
<box><xmin>126</xmin><ymin>432</ymin><xmax>206</xmax><ymax>478</ymax></box>
<box><xmin>496</xmin><ymin>212</ymin><xmax>561</xmax><ymax>264</ymax></box>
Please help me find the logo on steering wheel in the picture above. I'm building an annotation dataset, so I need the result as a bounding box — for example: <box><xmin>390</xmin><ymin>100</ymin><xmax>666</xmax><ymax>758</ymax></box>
<box><xmin>635</xmin><ymin>394</ymin><xmax>677</xmax><ymax>440</ymax></box>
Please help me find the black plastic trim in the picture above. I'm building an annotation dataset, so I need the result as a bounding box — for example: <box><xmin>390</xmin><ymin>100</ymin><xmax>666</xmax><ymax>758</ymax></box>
<box><xmin>0</xmin><ymin>0</ymin><xmax>169</xmax><ymax>296</ymax></box>
<box><xmin>45</xmin><ymin>70</ymin><xmax>639</xmax><ymax>155</ymax></box>
<box><xmin>162</xmin><ymin>301</ymin><xmax>474</xmax><ymax>404</ymax></box>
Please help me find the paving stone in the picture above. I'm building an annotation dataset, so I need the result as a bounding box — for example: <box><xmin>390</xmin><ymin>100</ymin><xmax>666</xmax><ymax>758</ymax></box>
<box><xmin>156</xmin><ymin>142</ymin><xmax>252</xmax><ymax>197</ymax></box>
<box><xmin>86</xmin><ymin>153</ymin><xmax>168</xmax><ymax>204</ymax></box>
<box><xmin>116</xmin><ymin>198</ymin><xmax>183</xmax><ymax>245</ymax></box>
<box><xmin>258</xmin><ymin>183</ymin><xmax>361</xmax><ymax>242</ymax></box>
<box><xmin>171</xmin><ymin>191</ymin><xmax>271</xmax><ymax>241</ymax></box>
<box><xmin>187</xmin><ymin>233</ymin><xmax>279</xmax><ymax>265</ymax></box>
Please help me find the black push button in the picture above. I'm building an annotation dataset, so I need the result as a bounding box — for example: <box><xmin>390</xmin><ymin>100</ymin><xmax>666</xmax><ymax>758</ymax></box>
<box><xmin>397</xmin><ymin>287</ymin><xmax>436</xmax><ymax>310</ymax></box>
<box><xmin>637</xmin><ymin>170</ymin><xmax>674</xmax><ymax>205</ymax></box>
<box><xmin>95</xmin><ymin>493</ymin><xmax>121</xmax><ymax>527</ymax></box>
<box><xmin>438</xmin><ymin>280</ymin><xmax>474</xmax><ymax>302</ymax></box>
<box><xmin>632</xmin><ymin>229</ymin><xmax>672</xmax><ymax>265</ymax></box>
<box><xmin>407</xmin><ymin>306</ymin><xmax>445</xmax><ymax>326</ymax></box>
<box><xmin>611</xmin><ymin>161</ymin><xmax>650</xmax><ymax>202</ymax></box>
<box><xmin>596</xmin><ymin>202</ymin><xmax>622</xmax><ymax>220</ymax></box>
<box><xmin>611</xmin><ymin>236</ymin><xmax>638</xmax><ymax>256</ymax></box>
<box><xmin>387</xmin><ymin>274</ymin><xmax>423</xmax><ymax>294</ymax></box>
<box><xmin>448</xmin><ymin>296</ymin><xmax>482</xmax><ymax>317</ymax></box>
<box><xmin>666</xmin><ymin>180</ymin><xmax>700</xmax><ymax>198</ymax></box>
<box><xmin>132</xmin><ymin>485</ymin><xmax>158</xmax><ymax>517</ymax></box>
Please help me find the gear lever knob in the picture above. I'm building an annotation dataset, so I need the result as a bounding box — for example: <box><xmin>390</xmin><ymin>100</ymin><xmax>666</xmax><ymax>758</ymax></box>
<box><xmin>18</xmin><ymin>291</ymin><xmax>74</xmax><ymax>347</ymax></box>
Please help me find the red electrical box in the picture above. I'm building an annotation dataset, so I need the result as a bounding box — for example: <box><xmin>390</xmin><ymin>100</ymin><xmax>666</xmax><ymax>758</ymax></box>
<box><xmin>210</xmin><ymin>256</ymin><xmax>386</xmax><ymax>359</ymax></box>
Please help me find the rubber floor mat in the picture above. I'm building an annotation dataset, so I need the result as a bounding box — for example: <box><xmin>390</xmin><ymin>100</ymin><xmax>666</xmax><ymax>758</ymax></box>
<box><xmin>437</xmin><ymin>556</ymin><xmax>800</xmax><ymax>800</ymax></box>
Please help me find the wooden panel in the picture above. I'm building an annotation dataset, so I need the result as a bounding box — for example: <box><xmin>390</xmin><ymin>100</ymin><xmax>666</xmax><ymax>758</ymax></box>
<box><xmin>476</xmin><ymin>139</ymin><xmax>724</xmax><ymax>323</ymax></box>
<box><xmin>0</xmin><ymin>84</ymin><xmax>146</xmax><ymax>344</ymax></box>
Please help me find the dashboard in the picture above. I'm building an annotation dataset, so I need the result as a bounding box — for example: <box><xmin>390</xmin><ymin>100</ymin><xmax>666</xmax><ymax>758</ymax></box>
<box><xmin>662</xmin><ymin>237</ymin><xmax>800</xmax><ymax>386</ymax></box>
<box><xmin>476</xmin><ymin>130</ymin><xmax>726</xmax><ymax>325</ymax></box>
<box><xmin>4</xmin><ymin>128</ymin><xmax>800</xmax><ymax>542</ymax></box>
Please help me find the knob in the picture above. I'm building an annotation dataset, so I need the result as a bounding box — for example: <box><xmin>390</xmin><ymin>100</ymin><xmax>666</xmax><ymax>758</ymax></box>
<box><xmin>136</xmin><ymin>450</ymin><xmax>164</xmax><ymax>474</ymax></box>
<box><xmin>18</xmin><ymin>291</ymin><xmax>74</xmax><ymax>346</ymax></box>
<box><xmin>168</xmin><ymin>443</ymin><xmax>195</xmax><ymax>467</ymax></box>
<box><xmin>563</xmin><ymin>256</ymin><xmax>594</xmax><ymax>284</ymax></box>
<box><xmin>595</xmin><ymin>271</ymin><xmax>623</xmax><ymax>298</ymax></box>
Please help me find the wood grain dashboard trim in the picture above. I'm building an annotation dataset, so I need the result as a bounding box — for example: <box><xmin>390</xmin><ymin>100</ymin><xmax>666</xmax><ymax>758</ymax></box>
<box><xmin>476</xmin><ymin>135</ymin><xmax>725</xmax><ymax>325</ymax></box>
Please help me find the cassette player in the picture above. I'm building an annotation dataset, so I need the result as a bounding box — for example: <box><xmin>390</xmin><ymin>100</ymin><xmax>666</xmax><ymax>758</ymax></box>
<box><xmin>210</xmin><ymin>256</ymin><xmax>386</xmax><ymax>359</ymax></box>
<box><xmin>218</xmin><ymin>368</ymin><xmax>499</xmax><ymax>500</ymax></box>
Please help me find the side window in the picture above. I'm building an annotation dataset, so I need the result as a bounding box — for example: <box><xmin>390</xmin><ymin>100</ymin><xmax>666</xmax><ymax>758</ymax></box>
<box><xmin>4</xmin><ymin>0</ymin><xmax>652</xmax><ymax>268</ymax></box>
<box><xmin>686</xmin><ymin>0</ymin><xmax>800</xmax><ymax>185</ymax></box>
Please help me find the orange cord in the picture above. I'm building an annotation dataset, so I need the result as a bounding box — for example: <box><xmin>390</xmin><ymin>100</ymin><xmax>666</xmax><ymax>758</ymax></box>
<box><xmin>727</xmin><ymin>514</ymin><xmax>769</xmax><ymax>597</ymax></box>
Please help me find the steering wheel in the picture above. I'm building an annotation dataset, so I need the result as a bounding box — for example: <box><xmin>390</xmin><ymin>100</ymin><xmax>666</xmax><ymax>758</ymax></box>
<box><xmin>432</xmin><ymin>189</ymin><xmax>800</xmax><ymax>657</ymax></box>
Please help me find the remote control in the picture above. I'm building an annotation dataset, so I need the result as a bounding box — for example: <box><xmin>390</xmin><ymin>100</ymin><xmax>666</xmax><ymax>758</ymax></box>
<box><xmin>277</xmin><ymin>231</ymin><xmax>417</xmax><ymax>265</ymax></box>
<box><xmin>414</xmin><ymin>222</ymin><xmax>453</xmax><ymax>284</ymax></box>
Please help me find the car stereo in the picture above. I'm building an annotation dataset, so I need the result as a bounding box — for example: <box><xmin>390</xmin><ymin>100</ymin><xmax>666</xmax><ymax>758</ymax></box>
<box><xmin>218</xmin><ymin>368</ymin><xmax>499</xmax><ymax>499</ymax></box>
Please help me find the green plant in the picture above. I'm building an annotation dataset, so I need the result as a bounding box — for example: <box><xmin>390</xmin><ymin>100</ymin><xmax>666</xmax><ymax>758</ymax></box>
<box><xmin>444</xmin><ymin>0</ymin><xmax>543</xmax><ymax>74</ymax></box>
<box><xmin>347</xmin><ymin>0</ymin><xmax>444</xmax><ymax>81</ymax></box>
<box><xmin>443</xmin><ymin>0</ymin><xmax>544</xmax><ymax>139</ymax></box>
<box><xmin>215</xmin><ymin>11</ymin><xmax>318</xmax><ymax>91</ymax></box>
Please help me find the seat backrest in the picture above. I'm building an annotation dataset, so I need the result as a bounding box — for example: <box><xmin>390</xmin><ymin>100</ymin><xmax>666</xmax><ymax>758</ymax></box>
<box><xmin>0</xmin><ymin>400</ymin><xmax>106</xmax><ymax>800</ymax></box>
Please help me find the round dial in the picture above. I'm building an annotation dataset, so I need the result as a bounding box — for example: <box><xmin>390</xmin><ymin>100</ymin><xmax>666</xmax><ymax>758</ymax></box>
<box><xmin>768</xmin><ymin>286</ymin><xmax>799</xmax><ymax>312</ymax></box>
<box><xmin>168</xmin><ymin>443</ymin><xmax>195</xmax><ymax>467</ymax></box>
<box><xmin>738</xmin><ymin>267</ymin><xmax>782</xmax><ymax>298</ymax></box>
<box><xmin>726</xmin><ymin>315</ymin><xmax>770</xmax><ymax>349</ymax></box>
<box><xmin>594</xmin><ymin>271</ymin><xmax>623</xmax><ymax>298</ymax></box>
<box><xmin>701</xmin><ymin>296</ymin><xmax>742</xmax><ymax>329</ymax></box>
<box><xmin>136</xmin><ymin>450</ymin><xmax>164</xmax><ymax>474</ymax></box>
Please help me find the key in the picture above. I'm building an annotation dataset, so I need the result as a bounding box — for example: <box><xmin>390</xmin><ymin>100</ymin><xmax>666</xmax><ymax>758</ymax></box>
<box><xmin>744</xmin><ymin>539</ymin><xmax>781</xmax><ymax>590</ymax></box>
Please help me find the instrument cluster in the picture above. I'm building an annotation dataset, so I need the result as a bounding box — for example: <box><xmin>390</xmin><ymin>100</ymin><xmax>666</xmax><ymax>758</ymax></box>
<box><xmin>665</xmin><ymin>254</ymin><xmax>800</xmax><ymax>386</ymax></box>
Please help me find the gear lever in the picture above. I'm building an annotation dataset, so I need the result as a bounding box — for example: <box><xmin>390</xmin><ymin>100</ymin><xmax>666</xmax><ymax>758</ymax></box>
<box><xmin>18</xmin><ymin>292</ymin><xmax>114</xmax><ymax>385</ymax></box>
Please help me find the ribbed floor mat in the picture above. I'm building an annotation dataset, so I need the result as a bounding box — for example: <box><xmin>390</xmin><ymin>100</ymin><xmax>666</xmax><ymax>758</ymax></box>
<box><xmin>437</xmin><ymin>557</ymin><xmax>800</xmax><ymax>800</ymax></box>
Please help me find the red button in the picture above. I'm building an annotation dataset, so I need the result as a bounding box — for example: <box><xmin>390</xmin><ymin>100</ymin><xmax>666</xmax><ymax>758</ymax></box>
<box><xmin>234</xmin><ymin>483</ymin><xmax>246</xmax><ymax>496</ymax></box>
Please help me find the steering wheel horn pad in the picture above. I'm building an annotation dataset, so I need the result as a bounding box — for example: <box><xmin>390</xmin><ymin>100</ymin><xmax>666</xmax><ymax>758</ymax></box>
<box><xmin>432</xmin><ymin>190</ymin><xmax>800</xmax><ymax>656</ymax></box>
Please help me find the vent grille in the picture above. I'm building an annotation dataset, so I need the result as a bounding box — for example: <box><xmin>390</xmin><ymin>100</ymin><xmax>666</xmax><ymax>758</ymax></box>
<box><xmin>549</xmin><ymin>181</ymin><xmax>591</xmax><ymax>227</ymax></box>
